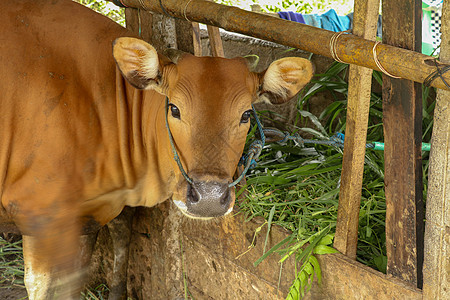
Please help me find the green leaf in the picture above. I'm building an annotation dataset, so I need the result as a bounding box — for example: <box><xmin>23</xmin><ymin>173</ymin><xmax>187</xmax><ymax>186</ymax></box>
<box><xmin>313</xmin><ymin>245</ymin><xmax>338</xmax><ymax>255</ymax></box>
<box><xmin>366</xmin><ymin>226</ymin><xmax>372</xmax><ymax>238</ymax></box>
<box><xmin>286</xmin><ymin>274</ymin><xmax>300</xmax><ymax>300</ymax></box>
<box><xmin>318</xmin><ymin>234</ymin><xmax>334</xmax><ymax>246</ymax></box>
<box><xmin>303</xmin><ymin>262</ymin><xmax>314</xmax><ymax>275</ymax></box>
<box><xmin>373</xmin><ymin>255</ymin><xmax>387</xmax><ymax>273</ymax></box>
<box><xmin>263</xmin><ymin>205</ymin><xmax>276</xmax><ymax>254</ymax></box>
<box><xmin>299</xmin><ymin>271</ymin><xmax>307</xmax><ymax>298</ymax></box>
<box><xmin>298</xmin><ymin>110</ymin><xmax>327</xmax><ymax>135</ymax></box>
<box><xmin>279</xmin><ymin>236</ymin><xmax>312</xmax><ymax>264</ymax></box>
<box><xmin>286</xmin><ymin>225</ymin><xmax>331</xmax><ymax>265</ymax></box>
<box><xmin>247</xmin><ymin>175</ymin><xmax>290</xmax><ymax>185</ymax></box>
<box><xmin>287</xmin><ymin>164</ymin><xmax>342</xmax><ymax>177</ymax></box>
<box><xmin>254</xmin><ymin>235</ymin><xmax>293</xmax><ymax>267</ymax></box>
<box><xmin>308</xmin><ymin>255</ymin><xmax>321</xmax><ymax>285</ymax></box>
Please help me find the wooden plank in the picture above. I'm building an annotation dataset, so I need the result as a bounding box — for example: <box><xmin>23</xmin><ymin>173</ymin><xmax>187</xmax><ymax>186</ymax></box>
<box><xmin>309</xmin><ymin>252</ymin><xmax>422</xmax><ymax>299</ymax></box>
<box><xmin>129</xmin><ymin>202</ymin><xmax>422</xmax><ymax>299</ymax></box>
<box><xmin>175</xmin><ymin>18</ymin><xmax>195</xmax><ymax>54</ymax></box>
<box><xmin>111</xmin><ymin>0</ymin><xmax>450</xmax><ymax>91</ymax></box>
<box><xmin>382</xmin><ymin>0</ymin><xmax>424</xmax><ymax>288</ymax></box>
<box><xmin>150</xmin><ymin>13</ymin><xmax>177</xmax><ymax>52</ymax></box>
<box><xmin>204</xmin><ymin>0</ymin><xmax>224</xmax><ymax>57</ymax></box>
<box><xmin>125</xmin><ymin>7</ymin><xmax>153</xmax><ymax>42</ymax></box>
<box><xmin>126</xmin><ymin>7</ymin><xmax>192</xmax><ymax>55</ymax></box>
<box><xmin>192</xmin><ymin>22</ymin><xmax>202</xmax><ymax>56</ymax></box>
<box><xmin>334</xmin><ymin>0</ymin><xmax>380</xmax><ymax>259</ymax></box>
<box><xmin>423</xmin><ymin>2</ymin><xmax>450</xmax><ymax>299</ymax></box>
<box><xmin>124</xmin><ymin>7</ymin><xmax>139</xmax><ymax>34</ymax></box>
<box><xmin>206</xmin><ymin>25</ymin><xmax>225</xmax><ymax>57</ymax></box>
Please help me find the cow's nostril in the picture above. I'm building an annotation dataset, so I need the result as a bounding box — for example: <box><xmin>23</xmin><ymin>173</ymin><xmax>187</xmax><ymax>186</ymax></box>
<box><xmin>220</xmin><ymin>188</ymin><xmax>230</xmax><ymax>205</ymax></box>
<box><xmin>187</xmin><ymin>183</ymin><xmax>199</xmax><ymax>203</ymax></box>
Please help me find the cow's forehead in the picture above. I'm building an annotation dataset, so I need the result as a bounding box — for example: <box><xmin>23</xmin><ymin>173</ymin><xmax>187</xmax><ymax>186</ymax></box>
<box><xmin>176</xmin><ymin>55</ymin><xmax>251</xmax><ymax>83</ymax></box>
<box><xmin>170</xmin><ymin>55</ymin><xmax>256</xmax><ymax>104</ymax></box>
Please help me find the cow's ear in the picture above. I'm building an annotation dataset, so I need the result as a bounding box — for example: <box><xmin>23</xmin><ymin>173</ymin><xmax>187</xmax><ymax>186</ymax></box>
<box><xmin>255</xmin><ymin>57</ymin><xmax>314</xmax><ymax>104</ymax></box>
<box><xmin>113</xmin><ymin>37</ymin><xmax>167</xmax><ymax>90</ymax></box>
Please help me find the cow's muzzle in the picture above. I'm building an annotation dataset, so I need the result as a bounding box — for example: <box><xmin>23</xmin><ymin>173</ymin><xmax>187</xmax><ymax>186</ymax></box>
<box><xmin>174</xmin><ymin>181</ymin><xmax>233</xmax><ymax>219</ymax></box>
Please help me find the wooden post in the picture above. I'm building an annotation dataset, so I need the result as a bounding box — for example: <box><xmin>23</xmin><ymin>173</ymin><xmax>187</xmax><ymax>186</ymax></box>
<box><xmin>175</xmin><ymin>18</ymin><xmax>195</xmax><ymax>54</ymax></box>
<box><xmin>205</xmin><ymin>0</ymin><xmax>224</xmax><ymax>57</ymax></box>
<box><xmin>206</xmin><ymin>25</ymin><xmax>224</xmax><ymax>57</ymax></box>
<box><xmin>382</xmin><ymin>0</ymin><xmax>424</xmax><ymax>288</ymax></box>
<box><xmin>192</xmin><ymin>22</ymin><xmax>202</xmax><ymax>56</ymax></box>
<box><xmin>334</xmin><ymin>0</ymin><xmax>380</xmax><ymax>259</ymax></box>
<box><xmin>125</xmin><ymin>7</ymin><xmax>153</xmax><ymax>42</ymax></box>
<box><xmin>423</xmin><ymin>2</ymin><xmax>450</xmax><ymax>299</ymax></box>
<box><xmin>150</xmin><ymin>14</ymin><xmax>177</xmax><ymax>51</ymax></box>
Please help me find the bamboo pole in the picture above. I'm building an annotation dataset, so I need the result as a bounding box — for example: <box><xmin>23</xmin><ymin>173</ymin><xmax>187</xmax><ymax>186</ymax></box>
<box><xmin>111</xmin><ymin>0</ymin><xmax>449</xmax><ymax>91</ymax></box>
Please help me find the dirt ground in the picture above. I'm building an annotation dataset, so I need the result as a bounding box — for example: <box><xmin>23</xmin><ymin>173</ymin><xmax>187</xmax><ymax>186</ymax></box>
<box><xmin>0</xmin><ymin>285</ymin><xmax>27</xmax><ymax>300</ymax></box>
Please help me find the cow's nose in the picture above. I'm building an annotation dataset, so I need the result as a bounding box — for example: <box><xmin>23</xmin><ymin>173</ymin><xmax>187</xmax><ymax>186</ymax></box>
<box><xmin>186</xmin><ymin>181</ymin><xmax>232</xmax><ymax>217</ymax></box>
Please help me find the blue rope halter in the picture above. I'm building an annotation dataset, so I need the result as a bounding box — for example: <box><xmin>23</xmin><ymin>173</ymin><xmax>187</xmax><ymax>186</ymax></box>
<box><xmin>165</xmin><ymin>97</ymin><xmax>265</xmax><ymax>188</ymax></box>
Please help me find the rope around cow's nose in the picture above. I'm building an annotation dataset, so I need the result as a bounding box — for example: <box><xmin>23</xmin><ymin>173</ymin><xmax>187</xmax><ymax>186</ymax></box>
<box><xmin>164</xmin><ymin>96</ymin><xmax>265</xmax><ymax>188</ymax></box>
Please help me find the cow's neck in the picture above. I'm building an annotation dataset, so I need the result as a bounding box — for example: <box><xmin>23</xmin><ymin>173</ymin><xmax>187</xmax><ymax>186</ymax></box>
<box><xmin>113</xmin><ymin>71</ymin><xmax>145</xmax><ymax>188</ymax></box>
<box><xmin>115</xmin><ymin>73</ymin><xmax>174</xmax><ymax>207</ymax></box>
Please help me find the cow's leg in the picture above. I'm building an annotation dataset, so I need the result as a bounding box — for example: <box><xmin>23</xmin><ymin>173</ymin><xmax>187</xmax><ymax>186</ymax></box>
<box><xmin>106</xmin><ymin>207</ymin><xmax>134</xmax><ymax>300</ymax></box>
<box><xmin>23</xmin><ymin>235</ymin><xmax>83</xmax><ymax>300</ymax></box>
<box><xmin>23</xmin><ymin>235</ymin><xmax>52</xmax><ymax>299</ymax></box>
<box><xmin>21</xmin><ymin>203</ymin><xmax>83</xmax><ymax>300</ymax></box>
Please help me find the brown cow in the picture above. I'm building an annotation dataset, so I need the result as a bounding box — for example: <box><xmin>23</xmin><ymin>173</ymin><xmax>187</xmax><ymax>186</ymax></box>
<box><xmin>0</xmin><ymin>0</ymin><xmax>313</xmax><ymax>298</ymax></box>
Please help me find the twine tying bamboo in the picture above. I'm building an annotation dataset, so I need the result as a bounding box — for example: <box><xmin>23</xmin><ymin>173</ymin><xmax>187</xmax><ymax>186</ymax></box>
<box><xmin>137</xmin><ymin>0</ymin><xmax>148</xmax><ymax>11</ymax></box>
<box><xmin>373</xmin><ymin>41</ymin><xmax>401</xmax><ymax>78</ymax></box>
<box><xmin>184</xmin><ymin>0</ymin><xmax>194</xmax><ymax>21</ymax></box>
<box><xmin>329</xmin><ymin>30</ymin><xmax>351</xmax><ymax>63</ymax></box>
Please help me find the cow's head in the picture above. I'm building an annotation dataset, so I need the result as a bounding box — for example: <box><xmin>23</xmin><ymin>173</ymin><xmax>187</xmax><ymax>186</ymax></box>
<box><xmin>113</xmin><ymin>37</ymin><xmax>313</xmax><ymax>220</ymax></box>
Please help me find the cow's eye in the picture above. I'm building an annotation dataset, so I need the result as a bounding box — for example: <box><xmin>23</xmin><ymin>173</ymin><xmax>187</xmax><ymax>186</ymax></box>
<box><xmin>170</xmin><ymin>104</ymin><xmax>181</xmax><ymax>119</ymax></box>
<box><xmin>240</xmin><ymin>110</ymin><xmax>252</xmax><ymax>124</ymax></box>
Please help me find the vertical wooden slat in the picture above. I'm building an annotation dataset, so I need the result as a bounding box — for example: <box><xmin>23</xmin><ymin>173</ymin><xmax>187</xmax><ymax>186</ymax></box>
<box><xmin>150</xmin><ymin>14</ymin><xmax>177</xmax><ymax>51</ymax></box>
<box><xmin>206</xmin><ymin>25</ymin><xmax>225</xmax><ymax>57</ymax></box>
<box><xmin>192</xmin><ymin>22</ymin><xmax>202</xmax><ymax>56</ymax></box>
<box><xmin>124</xmin><ymin>7</ymin><xmax>139</xmax><ymax>34</ymax></box>
<box><xmin>203</xmin><ymin>0</ymin><xmax>224</xmax><ymax>57</ymax></box>
<box><xmin>126</xmin><ymin>7</ymin><xmax>196</xmax><ymax>55</ymax></box>
<box><xmin>334</xmin><ymin>0</ymin><xmax>380</xmax><ymax>259</ymax></box>
<box><xmin>423</xmin><ymin>2</ymin><xmax>450</xmax><ymax>299</ymax></box>
<box><xmin>382</xmin><ymin>0</ymin><xmax>424</xmax><ymax>288</ymax></box>
<box><xmin>175</xmin><ymin>18</ymin><xmax>195</xmax><ymax>54</ymax></box>
<box><xmin>125</xmin><ymin>8</ymin><xmax>152</xmax><ymax>42</ymax></box>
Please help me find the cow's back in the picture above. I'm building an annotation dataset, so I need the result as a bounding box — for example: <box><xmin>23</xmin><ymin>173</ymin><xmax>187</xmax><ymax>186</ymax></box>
<box><xmin>0</xmin><ymin>0</ymin><xmax>131</xmax><ymax>228</ymax></box>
